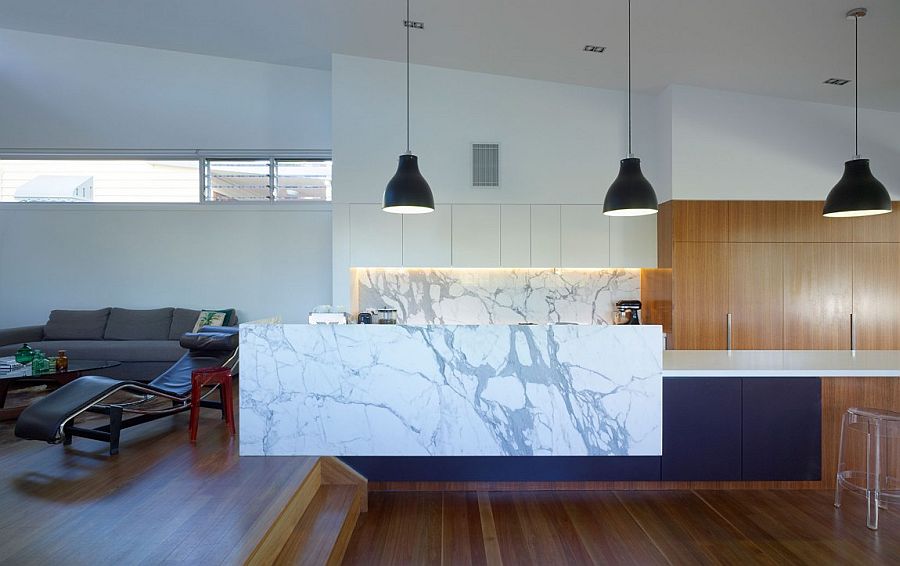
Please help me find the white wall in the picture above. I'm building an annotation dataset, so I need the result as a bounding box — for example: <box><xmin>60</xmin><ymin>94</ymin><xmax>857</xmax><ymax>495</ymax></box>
<box><xmin>0</xmin><ymin>28</ymin><xmax>331</xmax><ymax>150</ymax></box>
<box><xmin>669</xmin><ymin>85</ymin><xmax>900</xmax><ymax>200</ymax></box>
<box><xmin>332</xmin><ymin>55</ymin><xmax>659</xmax><ymax>205</ymax></box>
<box><xmin>0</xmin><ymin>204</ymin><xmax>332</xmax><ymax>327</ymax></box>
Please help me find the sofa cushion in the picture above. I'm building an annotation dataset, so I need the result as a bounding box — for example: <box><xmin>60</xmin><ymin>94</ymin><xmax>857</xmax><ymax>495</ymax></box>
<box><xmin>169</xmin><ymin>308</ymin><xmax>201</xmax><ymax>340</ymax></box>
<box><xmin>43</xmin><ymin>308</ymin><xmax>111</xmax><ymax>340</ymax></box>
<box><xmin>104</xmin><ymin>308</ymin><xmax>174</xmax><ymax>341</ymax></box>
<box><xmin>0</xmin><ymin>340</ymin><xmax>186</xmax><ymax>363</ymax></box>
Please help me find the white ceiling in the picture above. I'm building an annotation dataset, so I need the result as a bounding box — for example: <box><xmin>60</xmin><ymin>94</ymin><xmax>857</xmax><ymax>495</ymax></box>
<box><xmin>1</xmin><ymin>0</ymin><xmax>899</xmax><ymax>111</ymax></box>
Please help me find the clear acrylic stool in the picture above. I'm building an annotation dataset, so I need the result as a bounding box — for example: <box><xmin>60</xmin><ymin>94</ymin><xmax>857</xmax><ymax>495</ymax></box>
<box><xmin>834</xmin><ymin>407</ymin><xmax>900</xmax><ymax>530</ymax></box>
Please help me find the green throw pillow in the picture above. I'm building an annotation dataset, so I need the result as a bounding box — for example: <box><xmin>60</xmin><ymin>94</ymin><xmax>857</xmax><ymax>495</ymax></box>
<box><xmin>192</xmin><ymin>309</ymin><xmax>233</xmax><ymax>332</ymax></box>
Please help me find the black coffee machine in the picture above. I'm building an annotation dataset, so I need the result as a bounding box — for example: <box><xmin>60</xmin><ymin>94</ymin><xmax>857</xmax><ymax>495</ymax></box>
<box><xmin>614</xmin><ymin>300</ymin><xmax>642</xmax><ymax>325</ymax></box>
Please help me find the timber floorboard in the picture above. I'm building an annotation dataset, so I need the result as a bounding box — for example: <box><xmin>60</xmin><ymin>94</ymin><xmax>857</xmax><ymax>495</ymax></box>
<box><xmin>0</xmin><ymin>384</ymin><xmax>316</xmax><ymax>566</ymax></box>
<box><xmin>342</xmin><ymin>489</ymin><xmax>900</xmax><ymax>565</ymax></box>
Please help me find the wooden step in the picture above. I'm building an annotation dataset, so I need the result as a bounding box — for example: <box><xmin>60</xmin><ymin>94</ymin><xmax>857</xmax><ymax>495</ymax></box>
<box><xmin>273</xmin><ymin>484</ymin><xmax>363</xmax><ymax>566</ymax></box>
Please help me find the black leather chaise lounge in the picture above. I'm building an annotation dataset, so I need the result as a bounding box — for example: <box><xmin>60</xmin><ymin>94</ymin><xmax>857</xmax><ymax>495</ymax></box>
<box><xmin>14</xmin><ymin>326</ymin><xmax>238</xmax><ymax>455</ymax></box>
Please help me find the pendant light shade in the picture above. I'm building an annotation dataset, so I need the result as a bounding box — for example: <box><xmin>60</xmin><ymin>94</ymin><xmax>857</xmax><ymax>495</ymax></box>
<box><xmin>383</xmin><ymin>0</ymin><xmax>434</xmax><ymax>214</ymax></box>
<box><xmin>383</xmin><ymin>153</ymin><xmax>435</xmax><ymax>213</ymax></box>
<box><xmin>604</xmin><ymin>157</ymin><xmax>658</xmax><ymax>216</ymax></box>
<box><xmin>602</xmin><ymin>0</ymin><xmax>657</xmax><ymax>217</ymax></box>
<box><xmin>823</xmin><ymin>158</ymin><xmax>891</xmax><ymax>217</ymax></box>
<box><xmin>823</xmin><ymin>8</ymin><xmax>892</xmax><ymax>218</ymax></box>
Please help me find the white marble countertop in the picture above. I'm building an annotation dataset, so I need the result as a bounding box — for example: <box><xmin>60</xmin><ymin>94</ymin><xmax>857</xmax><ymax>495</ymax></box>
<box><xmin>663</xmin><ymin>350</ymin><xmax>900</xmax><ymax>377</ymax></box>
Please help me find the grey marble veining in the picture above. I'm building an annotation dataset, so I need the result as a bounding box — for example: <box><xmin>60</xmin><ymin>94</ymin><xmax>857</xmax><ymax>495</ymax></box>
<box><xmin>240</xmin><ymin>323</ymin><xmax>662</xmax><ymax>457</ymax></box>
<box><xmin>355</xmin><ymin>268</ymin><xmax>640</xmax><ymax>324</ymax></box>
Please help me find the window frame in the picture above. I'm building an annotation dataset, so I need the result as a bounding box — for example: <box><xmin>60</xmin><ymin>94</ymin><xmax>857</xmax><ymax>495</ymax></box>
<box><xmin>0</xmin><ymin>149</ymin><xmax>332</xmax><ymax>205</ymax></box>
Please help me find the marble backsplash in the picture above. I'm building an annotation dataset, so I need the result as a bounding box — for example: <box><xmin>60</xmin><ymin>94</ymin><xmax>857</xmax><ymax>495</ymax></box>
<box><xmin>355</xmin><ymin>268</ymin><xmax>641</xmax><ymax>325</ymax></box>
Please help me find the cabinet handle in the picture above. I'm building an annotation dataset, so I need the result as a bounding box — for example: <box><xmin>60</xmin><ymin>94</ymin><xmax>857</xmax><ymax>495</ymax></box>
<box><xmin>850</xmin><ymin>313</ymin><xmax>856</xmax><ymax>350</ymax></box>
<box><xmin>727</xmin><ymin>313</ymin><xmax>733</xmax><ymax>351</ymax></box>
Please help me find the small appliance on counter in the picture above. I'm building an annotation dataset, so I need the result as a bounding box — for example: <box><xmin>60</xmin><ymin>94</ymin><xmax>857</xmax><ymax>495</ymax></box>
<box><xmin>376</xmin><ymin>307</ymin><xmax>398</xmax><ymax>325</ymax></box>
<box><xmin>614</xmin><ymin>300</ymin><xmax>642</xmax><ymax>325</ymax></box>
<box><xmin>357</xmin><ymin>311</ymin><xmax>374</xmax><ymax>324</ymax></box>
<box><xmin>308</xmin><ymin>305</ymin><xmax>349</xmax><ymax>325</ymax></box>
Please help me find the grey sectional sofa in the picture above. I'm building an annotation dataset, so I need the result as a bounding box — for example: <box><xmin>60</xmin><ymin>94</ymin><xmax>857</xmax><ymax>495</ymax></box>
<box><xmin>0</xmin><ymin>307</ymin><xmax>238</xmax><ymax>382</ymax></box>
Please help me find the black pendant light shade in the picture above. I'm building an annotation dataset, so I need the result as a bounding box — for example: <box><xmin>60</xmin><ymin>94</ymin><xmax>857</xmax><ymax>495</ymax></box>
<box><xmin>383</xmin><ymin>153</ymin><xmax>434</xmax><ymax>214</ymax></box>
<box><xmin>823</xmin><ymin>158</ymin><xmax>891</xmax><ymax>217</ymax></box>
<box><xmin>603</xmin><ymin>157</ymin><xmax>658</xmax><ymax>216</ymax></box>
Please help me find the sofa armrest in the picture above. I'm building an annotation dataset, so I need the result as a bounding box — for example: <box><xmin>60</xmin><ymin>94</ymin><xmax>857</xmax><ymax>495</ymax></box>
<box><xmin>0</xmin><ymin>325</ymin><xmax>45</xmax><ymax>347</ymax></box>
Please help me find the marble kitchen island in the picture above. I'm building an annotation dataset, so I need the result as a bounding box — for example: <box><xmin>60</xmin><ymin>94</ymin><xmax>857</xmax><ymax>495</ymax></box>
<box><xmin>240</xmin><ymin>324</ymin><xmax>663</xmax><ymax>466</ymax></box>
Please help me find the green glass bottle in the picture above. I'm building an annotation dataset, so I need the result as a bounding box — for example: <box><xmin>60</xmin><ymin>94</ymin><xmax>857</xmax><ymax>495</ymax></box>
<box><xmin>15</xmin><ymin>344</ymin><xmax>35</xmax><ymax>365</ymax></box>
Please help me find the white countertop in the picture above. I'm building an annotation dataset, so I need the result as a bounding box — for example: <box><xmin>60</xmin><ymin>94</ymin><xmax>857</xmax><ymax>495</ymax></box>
<box><xmin>663</xmin><ymin>350</ymin><xmax>900</xmax><ymax>377</ymax></box>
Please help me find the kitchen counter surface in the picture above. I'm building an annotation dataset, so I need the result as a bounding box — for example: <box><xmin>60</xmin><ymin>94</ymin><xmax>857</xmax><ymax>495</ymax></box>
<box><xmin>663</xmin><ymin>350</ymin><xmax>900</xmax><ymax>377</ymax></box>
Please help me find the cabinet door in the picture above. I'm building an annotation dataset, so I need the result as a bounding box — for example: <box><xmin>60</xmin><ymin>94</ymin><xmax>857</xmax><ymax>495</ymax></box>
<box><xmin>673</xmin><ymin>242</ymin><xmax>729</xmax><ymax>349</ymax></box>
<box><xmin>672</xmin><ymin>201</ymin><xmax>728</xmax><ymax>242</ymax></box>
<box><xmin>853</xmin><ymin>243</ymin><xmax>900</xmax><ymax>349</ymax></box>
<box><xmin>783</xmin><ymin>243</ymin><xmax>852</xmax><ymax>349</ymax></box>
<box><xmin>729</xmin><ymin>243</ymin><xmax>784</xmax><ymax>349</ymax></box>
<box><xmin>728</xmin><ymin>201</ymin><xmax>784</xmax><ymax>242</ymax></box>
<box><xmin>451</xmin><ymin>204</ymin><xmax>500</xmax><ymax>267</ymax></box>
<box><xmin>610</xmin><ymin>215</ymin><xmax>657</xmax><ymax>268</ymax></box>
<box><xmin>782</xmin><ymin>201</ymin><xmax>853</xmax><ymax>242</ymax></box>
<box><xmin>402</xmin><ymin>206</ymin><xmax>451</xmax><ymax>267</ymax></box>
<box><xmin>560</xmin><ymin>205</ymin><xmax>609</xmax><ymax>267</ymax></box>
<box><xmin>853</xmin><ymin>202</ymin><xmax>900</xmax><ymax>242</ymax></box>
<box><xmin>349</xmin><ymin>204</ymin><xmax>402</xmax><ymax>267</ymax></box>
<box><xmin>662</xmin><ymin>377</ymin><xmax>742</xmax><ymax>481</ymax></box>
<box><xmin>530</xmin><ymin>205</ymin><xmax>561</xmax><ymax>268</ymax></box>
<box><xmin>742</xmin><ymin>378</ymin><xmax>821</xmax><ymax>481</ymax></box>
<box><xmin>500</xmin><ymin>205</ymin><xmax>531</xmax><ymax>267</ymax></box>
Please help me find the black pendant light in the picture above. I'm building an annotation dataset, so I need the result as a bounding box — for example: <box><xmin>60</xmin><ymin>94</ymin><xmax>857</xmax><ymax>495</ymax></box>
<box><xmin>823</xmin><ymin>8</ymin><xmax>891</xmax><ymax>218</ymax></box>
<box><xmin>383</xmin><ymin>0</ymin><xmax>434</xmax><ymax>214</ymax></box>
<box><xmin>603</xmin><ymin>0</ymin><xmax>658</xmax><ymax>217</ymax></box>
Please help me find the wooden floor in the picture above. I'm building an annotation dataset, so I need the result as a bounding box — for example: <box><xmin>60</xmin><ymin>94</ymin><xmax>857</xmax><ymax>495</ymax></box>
<box><xmin>343</xmin><ymin>490</ymin><xmax>900</xmax><ymax>565</ymax></box>
<box><xmin>0</xmin><ymin>388</ymin><xmax>314</xmax><ymax>566</ymax></box>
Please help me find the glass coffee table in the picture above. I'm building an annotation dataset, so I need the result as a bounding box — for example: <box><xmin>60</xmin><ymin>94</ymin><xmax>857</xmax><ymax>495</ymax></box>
<box><xmin>0</xmin><ymin>359</ymin><xmax>121</xmax><ymax>421</ymax></box>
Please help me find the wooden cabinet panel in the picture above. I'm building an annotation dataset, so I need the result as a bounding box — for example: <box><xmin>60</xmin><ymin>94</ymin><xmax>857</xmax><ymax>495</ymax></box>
<box><xmin>662</xmin><ymin>377</ymin><xmax>742</xmax><ymax>481</ymax></box>
<box><xmin>560</xmin><ymin>205</ymin><xmax>609</xmax><ymax>267</ymax></box>
<box><xmin>610</xmin><ymin>215</ymin><xmax>657</xmax><ymax>268</ymax></box>
<box><xmin>673</xmin><ymin>201</ymin><xmax>729</xmax><ymax>242</ymax></box>
<box><xmin>349</xmin><ymin>204</ymin><xmax>402</xmax><ymax>267</ymax></box>
<box><xmin>728</xmin><ymin>201</ymin><xmax>784</xmax><ymax>242</ymax></box>
<box><xmin>729</xmin><ymin>243</ymin><xmax>784</xmax><ymax>349</ymax></box>
<box><xmin>852</xmin><ymin>243</ymin><xmax>900</xmax><ymax>349</ymax></box>
<box><xmin>673</xmin><ymin>242</ymin><xmax>729</xmax><ymax>349</ymax></box>
<box><xmin>451</xmin><ymin>205</ymin><xmax>500</xmax><ymax>267</ymax></box>
<box><xmin>499</xmin><ymin>205</ymin><xmax>531</xmax><ymax>267</ymax></box>
<box><xmin>853</xmin><ymin>202</ymin><xmax>900</xmax><ymax>242</ymax></box>
<box><xmin>783</xmin><ymin>243</ymin><xmax>852</xmax><ymax>349</ymax></box>
<box><xmin>402</xmin><ymin>206</ymin><xmax>451</xmax><ymax>267</ymax></box>
<box><xmin>742</xmin><ymin>378</ymin><xmax>821</xmax><ymax>481</ymax></box>
<box><xmin>530</xmin><ymin>205</ymin><xmax>561</xmax><ymax>267</ymax></box>
<box><xmin>782</xmin><ymin>201</ymin><xmax>853</xmax><ymax>242</ymax></box>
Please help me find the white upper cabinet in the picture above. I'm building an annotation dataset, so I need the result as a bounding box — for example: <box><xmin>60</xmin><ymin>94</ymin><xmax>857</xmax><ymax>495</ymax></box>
<box><xmin>349</xmin><ymin>204</ymin><xmax>402</xmax><ymax>267</ymax></box>
<box><xmin>500</xmin><ymin>205</ymin><xmax>531</xmax><ymax>267</ymax></box>
<box><xmin>610</xmin><ymin>215</ymin><xmax>658</xmax><ymax>268</ymax></box>
<box><xmin>560</xmin><ymin>205</ymin><xmax>610</xmax><ymax>267</ymax></box>
<box><xmin>452</xmin><ymin>204</ymin><xmax>500</xmax><ymax>267</ymax></box>
<box><xmin>403</xmin><ymin>206</ymin><xmax>451</xmax><ymax>267</ymax></box>
<box><xmin>530</xmin><ymin>205</ymin><xmax>561</xmax><ymax>268</ymax></box>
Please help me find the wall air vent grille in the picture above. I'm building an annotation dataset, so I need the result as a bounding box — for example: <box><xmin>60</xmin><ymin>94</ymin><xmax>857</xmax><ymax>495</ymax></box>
<box><xmin>472</xmin><ymin>143</ymin><xmax>500</xmax><ymax>188</ymax></box>
<box><xmin>824</xmin><ymin>78</ymin><xmax>851</xmax><ymax>85</ymax></box>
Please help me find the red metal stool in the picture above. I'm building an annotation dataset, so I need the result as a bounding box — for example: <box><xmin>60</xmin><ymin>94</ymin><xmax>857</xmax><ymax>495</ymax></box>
<box><xmin>190</xmin><ymin>367</ymin><xmax>235</xmax><ymax>443</ymax></box>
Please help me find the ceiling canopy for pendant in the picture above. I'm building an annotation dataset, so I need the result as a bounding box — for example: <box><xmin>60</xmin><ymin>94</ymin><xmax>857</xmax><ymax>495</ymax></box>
<box><xmin>603</xmin><ymin>0</ymin><xmax>658</xmax><ymax>217</ymax></box>
<box><xmin>383</xmin><ymin>0</ymin><xmax>434</xmax><ymax>214</ymax></box>
<box><xmin>823</xmin><ymin>7</ymin><xmax>891</xmax><ymax>218</ymax></box>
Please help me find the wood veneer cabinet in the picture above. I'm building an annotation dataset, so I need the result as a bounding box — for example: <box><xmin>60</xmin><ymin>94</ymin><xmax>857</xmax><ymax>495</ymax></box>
<box><xmin>782</xmin><ymin>201</ymin><xmax>853</xmax><ymax>242</ymax></box>
<box><xmin>728</xmin><ymin>201</ymin><xmax>784</xmax><ymax>242</ymax></box>
<box><xmin>672</xmin><ymin>200</ymin><xmax>729</xmax><ymax>242</ymax></box>
<box><xmin>783</xmin><ymin>243</ymin><xmax>852</xmax><ymax>350</ymax></box>
<box><xmin>852</xmin><ymin>243</ymin><xmax>900</xmax><ymax>349</ymax></box>
<box><xmin>852</xmin><ymin>202</ymin><xmax>900</xmax><ymax>242</ymax></box>
<box><xmin>672</xmin><ymin>242</ymin><xmax>729</xmax><ymax>349</ymax></box>
<box><xmin>729</xmin><ymin>243</ymin><xmax>784</xmax><ymax>349</ymax></box>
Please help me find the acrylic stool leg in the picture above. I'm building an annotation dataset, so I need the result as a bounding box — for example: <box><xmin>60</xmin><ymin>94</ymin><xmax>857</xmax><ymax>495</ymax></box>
<box><xmin>189</xmin><ymin>377</ymin><xmax>201</xmax><ymax>443</ymax></box>
<box><xmin>866</xmin><ymin>419</ymin><xmax>881</xmax><ymax>530</ymax></box>
<box><xmin>223</xmin><ymin>374</ymin><xmax>236</xmax><ymax>436</ymax></box>
<box><xmin>835</xmin><ymin>411</ymin><xmax>848</xmax><ymax>508</ymax></box>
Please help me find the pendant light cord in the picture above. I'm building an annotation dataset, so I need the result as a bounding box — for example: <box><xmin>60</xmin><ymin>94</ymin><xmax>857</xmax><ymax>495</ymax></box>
<box><xmin>854</xmin><ymin>12</ymin><xmax>859</xmax><ymax>158</ymax></box>
<box><xmin>406</xmin><ymin>0</ymin><xmax>411</xmax><ymax>154</ymax></box>
<box><xmin>627</xmin><ymin>0</ymin><xmax>632</xmax><ymax>157</ymax></box>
